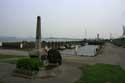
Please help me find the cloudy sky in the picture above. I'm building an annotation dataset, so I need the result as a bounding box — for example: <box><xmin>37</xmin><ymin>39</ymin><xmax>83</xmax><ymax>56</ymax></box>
<box><xmin>0</xmin><ymin>0</ymin><xmax>124</xmax><ymax>39</ymax></box>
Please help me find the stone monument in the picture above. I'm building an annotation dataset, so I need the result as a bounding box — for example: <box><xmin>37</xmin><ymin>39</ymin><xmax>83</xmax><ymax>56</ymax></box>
<box><xmin>30</xmin><ymin>16</ymin><xmax>47</xmax><ymax>61</ymax></box>
<box><xmin>13</xmin><ymin>16</ymin><xmax>62</xmax><ymax>79</ymax></box>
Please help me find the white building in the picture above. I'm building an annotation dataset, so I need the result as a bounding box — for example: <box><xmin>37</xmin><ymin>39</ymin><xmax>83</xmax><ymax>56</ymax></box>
<box><xmin>0</xmin><ymin>42</ymin><xmax>2</xmax><ymax>47</ymax></box>
<box><xmin>20</xmin><ymin>43</ymin><xmax>23</xmax><ymax>48</ymax></box>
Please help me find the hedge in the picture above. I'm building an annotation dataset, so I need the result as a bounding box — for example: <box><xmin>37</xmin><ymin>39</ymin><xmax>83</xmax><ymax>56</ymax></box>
<box><xmin>16</xmin><ymin>58</ymin><xmax>43</xmax><ymax>71</ymax></box>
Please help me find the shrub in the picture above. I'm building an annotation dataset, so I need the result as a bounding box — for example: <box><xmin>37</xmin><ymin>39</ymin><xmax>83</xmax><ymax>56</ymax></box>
<box><xmin>112</xmin><ymin>38</ymin><xmax>125</xmax><ymax>47</ymax></box>
<box><xmin>3</xmin><ymin>42</ymin><xmax>20</xmax><ymax>49</ymax></box>
<box><xmin>16</xmin><ymin>58</ymin><xmax>43</xmax><ymax>71</ymax></box>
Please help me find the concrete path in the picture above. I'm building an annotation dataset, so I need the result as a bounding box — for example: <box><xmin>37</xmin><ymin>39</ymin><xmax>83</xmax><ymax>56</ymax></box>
<box><xmin>95</xmin><ymin>43</ymin><xmax>125</xmax><ymax>68</ymax></box>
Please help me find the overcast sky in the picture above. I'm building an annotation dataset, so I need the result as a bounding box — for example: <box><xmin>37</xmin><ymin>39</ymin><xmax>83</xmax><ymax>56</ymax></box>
<box><xmin>0</xmin><ymin>0</ymin><xmax>124</xmax><ymax>39</ymax></box>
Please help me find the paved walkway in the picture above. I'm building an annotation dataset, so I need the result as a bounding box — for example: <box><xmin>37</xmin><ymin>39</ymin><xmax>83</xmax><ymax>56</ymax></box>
<box><xmin>96</xmin><ymin>43</ymin><xmax>125</xmax><ymax>68</ymax></box>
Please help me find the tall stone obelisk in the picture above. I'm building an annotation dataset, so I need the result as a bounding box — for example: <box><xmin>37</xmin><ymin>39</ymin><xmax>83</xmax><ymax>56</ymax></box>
<box><xmin>29</xmin><ymin>16</ymin><xmax>47</xmax><ymax>60</ymax></box>
<box><xmin>36</xmin><ymin>16</ymin><xmax>41</xmax><ymax>49</ymax></box>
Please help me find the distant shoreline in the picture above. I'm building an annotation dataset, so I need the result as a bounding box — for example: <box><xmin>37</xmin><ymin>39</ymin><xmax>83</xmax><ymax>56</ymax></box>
<box><xmin>0</xmin><ymin>37</ymin><xmax>82</xmax><ymax>42</ymax></box>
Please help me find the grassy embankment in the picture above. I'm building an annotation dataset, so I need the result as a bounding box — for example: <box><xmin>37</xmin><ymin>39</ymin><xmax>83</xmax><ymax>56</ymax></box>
<box><xmin>76</xmin><ymin>64</ymin><xmax>125</xmax><ymax>83</ymax></box>
<box><xmin>0</xmin><ymin>80</ymin><xmax>4</xmax><ymax>83</ymax></box>
<box><xmin>112</xmin><ymin>38</ymin><xmax>125</xmax><ymax>47</ymax></box>
<box><xmin>0</xmin><ymin>54</ymin><xmax>28</xmax><ymax>64</ymax></box>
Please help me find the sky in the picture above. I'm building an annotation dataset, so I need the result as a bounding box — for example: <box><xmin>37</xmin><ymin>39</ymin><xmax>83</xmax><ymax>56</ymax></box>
<box><xmin>0</xmin><ymin>0</ymin><xmax>124</xmax><ymax>39</ymax></box>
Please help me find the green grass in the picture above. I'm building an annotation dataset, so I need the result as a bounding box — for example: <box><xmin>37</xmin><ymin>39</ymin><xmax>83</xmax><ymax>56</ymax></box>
<box><xmin>16</xmin><ymin>48</ymin><xmax>33</xmax><ymax>51</ymax></box>
<box><xmin>76</xmin><ymin>64</ymin><xmax>125</xmax><ymax>83</ymax></box>
<box><xmin>0</xmin><ymin>54</ymin><xmax>28</xmax><ymax>64</ymax></box>
<box><xmin>0</xmin><ymin>59</ymin><xmax>18</xmax><ymax>64</ymax></box>
<box><xmin>112</xmin><ymin>38</ymin><xmax>125</xmax><ymax>47</ymax></box>
<box><xmin>0</xmin><ymin>80</ymin><xmax>4</xmax><ymax>83</ymax></box>
<box><xmin>0</xmin><ymin>54</ymin><xmax>27</xmax><ymax>59</ymax></box>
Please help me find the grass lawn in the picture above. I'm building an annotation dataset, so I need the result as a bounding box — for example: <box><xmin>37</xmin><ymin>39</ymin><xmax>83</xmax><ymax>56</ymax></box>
<box><xmin>0</xmin><ymin>54</ymin><xmax>28</xmax><ymax>64</ymax></box>
<box><xmin>0</xmin><ymin>80</ymin><xmax>5</xmax><ymax>83</ymax></box>
<box><xmin>76</xmin><ymin>64</ymin><xmax>125</xmax><ymax>83</ymax></box>
<box><xmin>0</xmin><ymin>59</ymin><xmax>18</xmax><ymax>64</ymax></box>
<box><xmin>112</xmin><ymin>38</ymin><xmax>125</xmax><ymax>47</ymax></box>
<box><xmin>16</xmin><ymin>48</ymin><xmax>32</xmax><ymax>51</ymax></box>
<box><xmin>0</xmin><ymin>54</ymin><xmax>27</xmax><ymax>59</ymax></box>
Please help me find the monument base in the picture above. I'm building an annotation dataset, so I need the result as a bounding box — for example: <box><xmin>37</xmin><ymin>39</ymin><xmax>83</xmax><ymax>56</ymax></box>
<box><xmin>12</xmin><ymin>66</ymin><xmax>62</xmax><ymax>79</ymax></box>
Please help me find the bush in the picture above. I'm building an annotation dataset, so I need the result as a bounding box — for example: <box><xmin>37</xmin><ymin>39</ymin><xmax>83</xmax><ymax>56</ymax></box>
<box><xmin>2</xmin><ymin>42</ymin><xmax>35</xmax><ymax>49</ymax></box>
<box><xmin>16</xmin><ymin>58</ymin><xmax>43</xmax><ymax>71</ymax></box>
<box><xmin>3</xmin><ymin>42</ymin><xmax>20</xmax><ymax>49</ymax></box>
<box><xmin>112</xmin><ymin>38</ymin><xmax>125</xmax><ymax>47</ymax></box>
<box><xmin>87</xmin><ymin>40</ymin><xmax>105</xmax><ymax>45</ymax></box>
